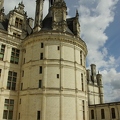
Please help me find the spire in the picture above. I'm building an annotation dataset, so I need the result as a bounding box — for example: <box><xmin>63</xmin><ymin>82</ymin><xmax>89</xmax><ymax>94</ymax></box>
<box><xmin>76</xmin><ymin>9</ymin><xmax>79</xmax><ymax>18</ymax></box>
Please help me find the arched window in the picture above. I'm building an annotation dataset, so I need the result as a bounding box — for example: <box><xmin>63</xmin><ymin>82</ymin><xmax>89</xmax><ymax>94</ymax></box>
<box><xmin>111</xmin><ymin>108</ymin><xmax>116</xmax><ymax>119</ymax></box>
<box><xmin>101</xmin><ymin>109</ymin><xmax>105</xmax><ymax>119</ymax></box>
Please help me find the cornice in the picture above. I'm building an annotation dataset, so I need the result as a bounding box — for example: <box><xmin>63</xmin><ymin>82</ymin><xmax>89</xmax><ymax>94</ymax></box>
<box><xmin>0</xmin><ymin>32</ymin><xmax>22</xmax><ymax>47</ymax></box>
<box><xmin>23</xmin><ymin>31</ymin><xmax>88</xmax><ymax>55</ymax></box>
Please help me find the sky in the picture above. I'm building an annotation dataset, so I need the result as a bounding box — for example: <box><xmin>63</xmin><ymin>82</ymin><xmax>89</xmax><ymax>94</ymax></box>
<box><xmin>3</xmin><ymin>0</ymin><xmax>120</xmax><ymax>103</ymax></box>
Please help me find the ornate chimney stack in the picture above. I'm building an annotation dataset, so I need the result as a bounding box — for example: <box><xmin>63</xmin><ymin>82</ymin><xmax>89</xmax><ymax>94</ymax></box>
<box><xmin>34</xmin><ymin>0</ymin><xmax>44</xmax><ymax>32</ymax></box>
<box><xmin>51</xmin><ymin>0</ymin><xmax>67</xmax><ymax>32</ymax></box>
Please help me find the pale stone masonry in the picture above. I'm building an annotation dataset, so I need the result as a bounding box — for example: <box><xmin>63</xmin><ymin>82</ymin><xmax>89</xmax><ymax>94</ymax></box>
<box><xmin>0</xmin><ymin>0</ymin><xmax>119</xmax><ymax>120</ymax></box>
<box><xmin>89</xmin><ymin>102</ymin><xmax>120</xmax><ymax>120</ymax></box>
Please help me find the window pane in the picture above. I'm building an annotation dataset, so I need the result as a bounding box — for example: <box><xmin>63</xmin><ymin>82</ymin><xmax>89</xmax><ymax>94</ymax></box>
<box><xmin>9</xmin><ymin>105</ymin><xmax>14</xmax><ymax>110</ymax></box>
<box><xmin>1</xmin><ymin>45</ymin><xmax>5</xmax><ymax>47</ymax></box>
<box><xmin>13</xmin><ymin>72</ymin><xmax>17</xmax><ymax>76</ymax></box>
<box><xmin>3</xmin><ymin>110</ymin><xmax>8</xmax><ymax>119</ymax></box>
<box><xmin>8</xmin><ymin>76</ymin><xmax>12</xmax><ymax>81</ymax></box>
<box><xmin>7</xmin><ymin>82</ymin><xmax>11</xmax><ymax>89</ymax></box>
<box><xmin>0</xmin><ymin>53</ymin><xmax>4</xmax><ymax>58</ymax></box>
<box><xmin>15</xmin><ymin>57</ymin><xmax>19</xmax><ymax>62</ymax></box>
<box><xmin>12</xmin><ymin>77</ymin><xmax>16</xmax><ymax>82</ymax></box>
<box><xmin>12</xmin><ymin>52</ymin><xmax>15</xmax><ymax>56</ymax></box>
<box><xmin>9</xmin><ymin>71</ymin><xmax>12</xmax><ymax>76</ymax></box>
<box><xmin>5</xmin><ymin>99</ymin><xmax>9</xmax><ymax>104</ymax></box>
<box><xmin>16</xmin><ymin>49</ymin><xmax>20</xmax><ymax>53</ymax></box>
<box><xmin>12</xmin><ymin>48</ymin><xmax>15</xmax><ymax>51</ymax></box>
<box><xmin>10</xmin><ymin>100</ymin><xmax>14</xmax><ymax>104</ymax></box>
<box><xmin>8</xmin><ymin>111</ymin><xmax>13</xmax><ymax>119</ymax></box>
<box><xmin>10</xmin><ymin>57</ymin><xmax>14</xmax><ymax>61</ymax></box>
<box><xmin>4</xmin><ymin>105</ymin><xmax>9</xmax><ymax>110</ymax></box>
<box><xmin>12</xmin><ymin>83</ymin><xmax>16</xmax><ymax>90</ymax></box>
<box><xmin>16</xmin><ymin>53</ymin><xmax>19</xmax><ymax>57</ymax></box>
<box><xmin>1</xmin><ymin>49</ymin><xmax>4</xmax><ymax>53</ymax></box>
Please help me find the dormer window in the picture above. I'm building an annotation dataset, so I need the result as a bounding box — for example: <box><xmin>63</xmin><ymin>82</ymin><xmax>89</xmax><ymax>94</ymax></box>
<box><xmin>15</xmin><ymin>17</ymin><xmax>23</xmax><ymax>29</ymax></box>
<box><xmin>13</xmin><ymin>33</ymin><xmax>20</xmax><ymax>38</ymax></box>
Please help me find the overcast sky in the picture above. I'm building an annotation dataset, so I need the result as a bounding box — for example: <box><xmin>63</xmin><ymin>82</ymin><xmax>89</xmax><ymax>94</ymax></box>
<box><xmin>3</xmin><ymin>0</ymin><xmax>120</xmax><ymax>103</ymax></box>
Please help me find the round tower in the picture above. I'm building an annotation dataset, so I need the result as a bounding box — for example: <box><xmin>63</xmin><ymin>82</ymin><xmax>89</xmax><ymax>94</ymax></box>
<box><xmin>18</xmin><ymin>1</ymin><xmax>88</xmax><ymax>120</ymax></box>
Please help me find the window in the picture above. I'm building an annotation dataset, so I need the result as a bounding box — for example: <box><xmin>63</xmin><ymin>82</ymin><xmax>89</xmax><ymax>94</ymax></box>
<box><xmin>80</xmin><ymin>51</ymin><xmax>82</xmax><ymax>65</ymax></box>
<box><xmin>10</xmin><ymin>48</ymin><xmax>20</xmax><ymax>64</ymax></box>
<box><xmin>58</xmin><ymin>46</ymin><xmax>60</xmax><ymax>50</ymax></box>
<box><xmin>81</xmin><ymin>73</ymin><xmax>84</xmax><ymax>91</ymax></box>
<box><xmin>15</xmin><ymin>17</ymin><xmax>23</xmax><ymax>29</ymax></box>
<box><xmin>111</xmin><ymin>108</ymin><xmax>116</xmax><ymax>119</ymax></box>
<box><xmin>82</xmin><ymin>100</ymin><xmax>85</xmax><ymax>120</ymax></box>
<box><xmin>0</xmin><ymin>69</ymin><xmax>1</xmax><ymax>77</ymax></box>
<box><xmin>22</xmin><ymin>71</ymin><xmax>24</xmax><ymax>77</ymax></box>
<box><xmin>39</xmin><ymin>80</ymin><xmax>42</xmax><ymax>88</ymax></box>
<box><xmin>7</xmin><ymin>71</ymin><xmax>17</xmax><ymax>90</ymax></box>
<box><xmin>21</xmin><ymin>83</ymin><xmax>23</xmax><ymax>90</ymax></box>
<box><xmin>40</xmin><ymin>53</ymin><xmax>43</xmax><ymax>60</ymax></box>
<box><xmin>23</xmin><ymin>58</ymin><xmax>25</xmax><ymax>64</ymax></box>
<box><xmin>57</xmin><ymin>74</ymin><xmax>59</xmax><ymax>78</ymax></box>
<box><xmin>91</xmin><ymin>110</ymin><xmax>94</xmax><ymax>119</ymax></box>
<box><xmin>37</xmin><ymin>111</ymin><xmax>40</xmax><ymax>120</ymax></box>
<box><xmin>39</xmin><ymin>66</ymin><xmax>42</xmax><ymax>74</ymax></box>
<box><xmin>101</xmin><ymin>109</ymin><xmax>105</xmax><ymax>119</ymax></box>
<box><xmin>19</xmin><ymin>99</ymin><xmax>21</xmax><ymax>104</ymax></box>
<box><xmin>13</xmin><ymin>33</ymin><xmax>20</xmax><ymax>38</ymax></box>
<box><xmin>0</xmin><ymin>44</ymin><xmax>5</xmax><ymax>61</ymax></box>
<box><xmin>3</xmin><ymin>99</ymin><xmax>14</xmax><ymax>119</ymax></box>
<box><xmin>18</xmin><ymin>113</ymin><xmax>20</xmax><ymax>119</ymax></box>
<box><xmin>41</xmin><ymin>43</ymin><xmax>44</xmax><ymax>48</ymax></box>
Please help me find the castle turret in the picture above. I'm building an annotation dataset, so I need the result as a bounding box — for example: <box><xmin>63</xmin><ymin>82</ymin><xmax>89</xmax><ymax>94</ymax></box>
<box><xmin>97</xmin><ymin>73</ymin><xmax>104</xmax><ymax>103</ymax></box>
<box><xmin>73</xmin><ymin>10</ymin><xmax>80</xmax><ymax>37</ymax></box>
<box><xmin>91</xmin><ymin>64</ymin><xmax>97</xmax><ymax>85</ymax></box>
<box><xmin>18</xmin><ymin>0</ymin><xmax>88</xmax><ymax>120</ymax></box>
<box><xmin>86</xmin><ymin>69</ymin><xmax>91</xmax><ymax>83</ymax></box>
<box><xmin>87</xmin><ymin>64</ymin><xmax>104</xmax><ymax>105</ymax></box>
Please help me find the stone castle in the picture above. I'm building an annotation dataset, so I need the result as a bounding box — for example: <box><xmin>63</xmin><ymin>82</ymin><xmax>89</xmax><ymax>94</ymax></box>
<box><xmin>0</xmin><ymin>0</ymin><xmax>120</xmax><ymax>120</ymax></box>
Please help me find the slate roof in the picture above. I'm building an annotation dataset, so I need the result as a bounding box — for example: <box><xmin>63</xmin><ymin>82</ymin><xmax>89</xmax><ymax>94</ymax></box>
<box><xmin>0</xmin><ymin>18</ymin><xmax>9</xmax><ymax>31</ymax></box>
<box><xmin>41</xmin><ymin>12</ymin><xmax>74</xmax><ymax>35</ymax></box>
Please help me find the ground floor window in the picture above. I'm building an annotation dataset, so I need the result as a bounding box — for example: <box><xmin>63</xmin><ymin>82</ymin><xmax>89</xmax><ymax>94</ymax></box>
<box><xmin>3</xmin><ymin>99</ymin><xmax>14</xmax><ymax>119</ymax></box>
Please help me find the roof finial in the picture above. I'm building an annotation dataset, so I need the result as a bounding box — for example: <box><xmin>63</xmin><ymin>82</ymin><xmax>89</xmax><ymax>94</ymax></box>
<box><xmin>76</xmin><ymin>9</ymin><xmax>79</xmax><ymax>17</ymax></box>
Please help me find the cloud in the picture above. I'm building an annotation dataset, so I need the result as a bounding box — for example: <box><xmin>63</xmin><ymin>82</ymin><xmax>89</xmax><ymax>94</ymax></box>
<box><xmin>78</xmin><ymin>0</ymin><xmax>120</xmax><ymax>102</ymax></box>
